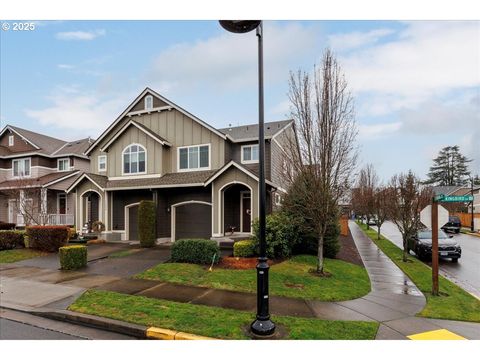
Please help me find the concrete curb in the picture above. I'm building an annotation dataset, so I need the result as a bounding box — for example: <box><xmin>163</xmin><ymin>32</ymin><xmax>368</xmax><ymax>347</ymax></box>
<box><xmin>146</xmin><ymin>327</ymin><xmax>216</xmax><ymax>340</ymax></box>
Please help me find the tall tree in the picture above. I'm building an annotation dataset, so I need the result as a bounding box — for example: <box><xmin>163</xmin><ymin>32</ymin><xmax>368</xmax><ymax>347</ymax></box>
<box><xmin>387</xmin><ymin>171</ymin><xmax>432</xmax><ymax>262</ymax></box>
<box><xmin>425</xmin><ymin>145</ymin><xmax>472</xmax><ymax>186</ymax></box>
<box><xmin>283</xmin><ymin>49</ymin><xmax>358</xmax><ymax>274</ymax></box>
<box><xmin>373</xmin><ymin>185</ymin><xmax>390</xmax><ymax>240</ymax></box>
<box><xmin>356</xmin><ymin>164</ymin><xmax>378</xmax><ymax>229</ymax></box>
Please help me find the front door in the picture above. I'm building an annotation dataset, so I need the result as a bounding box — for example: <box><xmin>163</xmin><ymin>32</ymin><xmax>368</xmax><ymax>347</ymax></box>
<box><xmin>242</xmin><ymin>193</ymin><xmax>251</xmax><ymax>233</ymax></box>
<box><xmin>58</xmin><ymin>193</ymin><xmax>66</xmax><ymax>214</ymax></box>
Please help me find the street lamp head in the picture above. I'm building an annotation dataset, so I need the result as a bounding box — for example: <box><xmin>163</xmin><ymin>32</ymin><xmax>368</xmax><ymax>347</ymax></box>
<box><xmin>219</xmin><ymin>20</ymin><xmax>261</xmax><ymax>33</ymax></box>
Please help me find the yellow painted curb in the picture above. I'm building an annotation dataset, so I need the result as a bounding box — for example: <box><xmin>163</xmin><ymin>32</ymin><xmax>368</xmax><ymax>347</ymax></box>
<box><xmin>407</xmin><ymin>329</ymin><xmax>466</xmax><ymax>340</ymax></box>
<box><xmin>146</xmin><ymin>327</ymin><xmax>216</xmax><ymax>340</ymax></box>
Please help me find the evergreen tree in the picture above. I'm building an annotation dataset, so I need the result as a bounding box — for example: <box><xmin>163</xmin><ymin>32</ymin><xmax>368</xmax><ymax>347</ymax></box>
<box><xmin>425</xmin><ymin>145</ymin><xmax>472</xmax><ymax>186</ymax></box>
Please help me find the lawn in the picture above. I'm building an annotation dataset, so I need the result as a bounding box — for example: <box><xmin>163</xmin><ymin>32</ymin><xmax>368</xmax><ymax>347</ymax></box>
<box><xmin>135</xmin><ymin>255</ymin><xmax>371</xmax><ymax>301</ymax></box>
<box><xmin>69</xmin><ymin>289</ymin><xmax>378</xmax><ymax>340</ymax></box>
<box><xmin>356</xmin><ymin>221</ymin><xmax>480</xmax><ymax>323</ymax></box>
<box><xmin>0</xmin><ymin>248</ymin><xmax>47</xmax><ymax>263</ymax></box>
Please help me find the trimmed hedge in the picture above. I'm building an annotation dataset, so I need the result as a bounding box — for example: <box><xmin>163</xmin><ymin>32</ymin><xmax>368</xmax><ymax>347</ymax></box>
<box><xmin>0</xmin><ymin>222</ymin><xmax>16</xmax><ymax>230</ymax></box>
<box><xmin>138</xmin><ymin>200</ymin><xmax>156</xmax><ymax>248</ymax></box>
<box><xmin>0</xmin><ymin>230</ymin><xmax>25</xmax><ymax>250</ymax></box>
<box><xmin>233</xmin><ymin>240</ymin><xmax>256</xmax><ymax>258</ymax></box>
<box><xmin>171</xmin><ymin>239</ymin><xmax>220</xmax><ymax>264</ymax></box>
<box><xmin>59</xmin><ymin>245</ymin><xmax>87</xmax><ymax>270</ymax></box>
<box><xmin>27</xmin><ymin>226</ymin><xmax>69</xmax><ymax>252</ymax></box>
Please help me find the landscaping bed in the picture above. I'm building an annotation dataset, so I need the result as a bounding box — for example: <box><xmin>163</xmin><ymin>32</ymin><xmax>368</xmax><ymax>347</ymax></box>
<box><xmin>218</xmin><ymin>257</ymin><xmax>277</xmax><ymax>269</ymax></box>
<box><xmin>0</xmin><ymin>248</ymin><xmax>47</xmax><ymax>263</ymax></box>
<box><xmin>336</xmin><ymin>229</ymin><xmax>364</xmax><ymax>267</ymax></box>
<box><xmin>69</xmin><ymin>289</ymin><xmax>378</xmax><ymax>340</ymax></box>
<box><xmin>356</xmin><ymin>221</ymin><xmax>480</xmax><ymax>323</ymax></box>
<box><xmin>135</xmin><ymin>255</ymin><xmax>371</xmax><ymax>301</ymax></box>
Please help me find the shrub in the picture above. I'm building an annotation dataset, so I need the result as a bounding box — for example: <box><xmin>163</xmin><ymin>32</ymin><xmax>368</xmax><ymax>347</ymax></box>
<box><xmin>0</xmin><ymin>222</ymin><xmax>16</xmax><ymax>230</ymax></box>
<box><xmin>252</xmin><ymin>212</ymin><xmax>301</xmax><ymax>259</ymax></box>
<box><xmin>171</xmin><ymin>239</ymin><xmax>220</xmax><ymax>264</ymax></box>
<box><xmin>233</xmin><ymin>240</ymin><xmax>256</xmax><ymax>258</ymax></box>
<box><xmin>138</xmin><ymin>200</ymin><xmax>156</xmax><ymax>248</ymax></box>
<box><xmin>0</xmin><ymin>230</ymin><xmax>25</xmax><ymax>250</ymax></box>
<box><xmin>59</xmin><ymin>245</ymin><xmax>87</xmax><ymax>270</ymax></box>
<box><xmin>27</xmin><ymin>226</ymin><xmax>69</xmax><ymax>252</ymax></box>
<box><xmin>292</xmin><ymin>222</ymin><xmax>341</xmax><ymax>258</ymax></box>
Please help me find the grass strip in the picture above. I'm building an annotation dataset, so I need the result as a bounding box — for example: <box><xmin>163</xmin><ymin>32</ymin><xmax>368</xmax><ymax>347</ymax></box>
<box><xmin>0</xmin><ymin>248</ymin><xmax>47</xmax><ymax>263</ymax></box>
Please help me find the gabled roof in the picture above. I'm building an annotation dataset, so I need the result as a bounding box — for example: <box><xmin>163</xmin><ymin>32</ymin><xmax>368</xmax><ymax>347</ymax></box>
<box><xmin>0</xmin><ymin>125</ymin><xmax>92</xmax><ymax>159</ymax></box>
<box><xmin>85</xmin><ymin>87</ymin><xmax>227</xmax><ymax>155</ymax></box>
<box><xmin>432</xmin><ymin>186</ymin><xmax>466</xmax><ymax>196</ymax></box>
<box><xmin>204</xmin><ymin>160</ymin><xmax>276</xmax><ymax>188</ymax></box>
<box><xmin>100</xmin><ymin>119</ymin><xmax>171</xmax><ymax>152</ymax></box>
<box><xmin>219</xmin><ymin>120</ymin><xmax>293</xmax><ymax>142</ymax></box>
<box><xmin>66</xmin><ymin>172</ymin><xmax>109</xmax><ymax>193</ymax></box>
<box><xmin>0</xmin><ymin>170</ymin><xmax>79</xmax><ymax>190</ymax></box>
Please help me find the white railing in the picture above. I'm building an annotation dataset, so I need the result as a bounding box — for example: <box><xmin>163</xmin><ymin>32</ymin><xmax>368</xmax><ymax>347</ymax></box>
<box><xmin>15</xmin><ymin>213</ymin><xmax>74</xmax><ymax>226</ymax></box>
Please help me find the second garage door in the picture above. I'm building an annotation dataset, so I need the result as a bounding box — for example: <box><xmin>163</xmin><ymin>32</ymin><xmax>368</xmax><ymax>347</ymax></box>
<box><xmin>174</xmin><ymin>202</ymin><xmax>211</xmax><ymax>240</ymax></box>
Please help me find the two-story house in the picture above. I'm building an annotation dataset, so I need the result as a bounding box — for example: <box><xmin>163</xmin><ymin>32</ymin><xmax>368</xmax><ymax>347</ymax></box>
<box><xmin>67</xmin><ymin>88</ymin><xmax>295</xmax><ymax>241</ymax></box>
<box><xmin>0</xmin><ymin>125</ymin><xmax>91</xmax><ymax>226</ymax></box>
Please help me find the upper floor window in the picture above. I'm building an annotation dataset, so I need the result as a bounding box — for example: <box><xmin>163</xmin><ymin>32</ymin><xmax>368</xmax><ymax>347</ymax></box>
<box><xmin>178</xmin><ymin>144</ymin><xmax>210</xmax><ymax>171</ymax></box>
<box><xmin>13</xmin><ymin>158</ymin><xmax>31</xmax><ymax>177</ymax></box>
<box><xmin>57</xmin><ymin>158</ymin><xmax>70</xmax><ymax>172</ymax></box>
<box><xmin>123</xmin><ymin>144</ymin><xmax>146</xmax><ymax>174</ymax></box>
<box><xmin>145</xmin><ymin>95</ymin><xmax>153</xmax><ymax>110</ymax></box>
<box><xmin>98</xmin><ymin>155</ymin><xmax>107</xmax><ymax>172</ymax></box>
<box><xmin>8</xmin><ymin>135</ymin><xmax>14</xmax><ymax>146</ymax></box>
<box><xmin>241</xmin><ymin>144</ymin><xmax>259</xmax><ymax>164</ymax></box>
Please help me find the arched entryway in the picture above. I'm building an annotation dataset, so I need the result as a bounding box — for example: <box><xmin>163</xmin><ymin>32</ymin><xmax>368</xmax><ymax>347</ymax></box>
<box><xmin>81</xmin><ymin>190</ymin><xmax>101</xmax><ymax>229</ymax></box>
<box><xmin>221</xmin><ymin>183</ymin><xmax>252</xmax><ymax>235</ymax></box>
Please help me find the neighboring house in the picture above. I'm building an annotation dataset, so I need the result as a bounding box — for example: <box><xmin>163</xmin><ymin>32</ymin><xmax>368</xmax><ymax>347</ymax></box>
<box><xmin>67</xmin><ymin>87</ymin><xmax>295</xmax><ymax>241</ymax></box>
<box><xmin>0</xmin><ymin>125</ymin><xmax>91</xmax><ymax>226</ymax></box>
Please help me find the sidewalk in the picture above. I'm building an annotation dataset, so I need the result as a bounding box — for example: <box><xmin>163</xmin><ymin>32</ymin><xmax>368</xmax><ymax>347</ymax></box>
<box><xmin>1</xmin><ymin>224</ymin><xmax>479</xmax><ymax>340</ymax></box>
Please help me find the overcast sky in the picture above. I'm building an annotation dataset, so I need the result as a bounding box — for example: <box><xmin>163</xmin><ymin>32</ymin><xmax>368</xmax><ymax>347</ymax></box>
<box><xmin>1</xmin><ymin>20</ymin><xmax>479</xmax><ymax>181</ymax></box>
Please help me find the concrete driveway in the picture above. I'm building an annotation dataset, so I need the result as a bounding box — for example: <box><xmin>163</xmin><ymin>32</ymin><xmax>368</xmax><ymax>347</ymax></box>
<box><xmin>377</xmin><ymin>221</ymin><xmax>480</xmax><ymax>298</ymax></box>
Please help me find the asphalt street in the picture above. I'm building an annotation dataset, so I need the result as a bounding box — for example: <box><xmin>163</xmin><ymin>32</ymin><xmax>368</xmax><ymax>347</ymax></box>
<box><xmin>377</xmin><ymin>221</ymin><xmax>480</xmax><ymax>298</ymax></box>
<box><xmin>0</xmin><ymin>318</ymin><xmax>82</xmax><ymax>340</ymax></box>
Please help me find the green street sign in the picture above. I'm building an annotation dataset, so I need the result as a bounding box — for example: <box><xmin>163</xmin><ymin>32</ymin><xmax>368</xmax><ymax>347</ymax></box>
<box><xmin>436</xmin><ymin>195</ymin><xmax>473</xmax><ymax>202</ymax></box>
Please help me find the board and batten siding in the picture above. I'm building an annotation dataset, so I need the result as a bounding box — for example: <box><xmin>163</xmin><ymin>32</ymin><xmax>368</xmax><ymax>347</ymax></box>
<box><xmin>89</xmin><ymin>108</ymin><xmax>225</xmax><ymax>176</ymax></box>
<box><xmin>270</xmin><ymin>125</ymin><xmax>295</xmax><ymax>192</ymax></box>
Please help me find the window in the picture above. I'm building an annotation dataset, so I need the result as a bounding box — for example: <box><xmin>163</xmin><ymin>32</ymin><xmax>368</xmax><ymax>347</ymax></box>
<box><xmin>8</xmin><ymin>135</ymin><xmax>14</xmax><ymax>146</ymax></box>
<box><xmin>123</xmin><ymin>144</ymin><xmax>146</xmax><ymax>174</ymax></box>
<box><xmin>144</xmin><ymin>95</ymin><xmax>153</xmax><ymax>110</ymax></box>
<box><xmin>12</xmin><ymin>158</ymin><xmax>31</xmax><ymax>177</ymax></box>
<box><xmin>241</xmin><ymin>144</ymin><xmax>259</xmax><ymax>164</ymax></box>
<box><xmin>178</xmin><ymin>144</ymin><xmax>210</xmax><ymax>171</ymax></box>
<box><xmin>98</xmin><ymin>155</ymin><xmax>107</xmax><ymax>172</ymax></box>
<box><xmin>57</xmin><ymin>158</ymin><xmax>70</xmax><ymax>172</ymax></box>
<box><xmin>275</xmin><ymin>193</ymin><xmax>282</xmax><ymax>206</ymax></box>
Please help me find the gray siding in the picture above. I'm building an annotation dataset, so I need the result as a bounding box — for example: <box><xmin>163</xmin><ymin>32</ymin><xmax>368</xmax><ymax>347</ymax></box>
<box><xmin>111</xmin><ymin>190</ymin><xmax>155</xmax><ymax>231</ymax></box>
<box><xmin>229</xmin><ymin>140</ymin><xmax>271</xmax><ymax>180</ymax></box>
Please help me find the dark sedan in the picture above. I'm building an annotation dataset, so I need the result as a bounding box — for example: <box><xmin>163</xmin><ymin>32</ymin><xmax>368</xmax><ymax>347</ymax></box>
<box><xmin>441</xmin><ymin>215</ymin><xmax>462</xmax><ymax>234</ymax></box>
<box><xmin>408</xmin><ymin>229</ymin><xmax>462</xmax><ymax>262</ymax></box>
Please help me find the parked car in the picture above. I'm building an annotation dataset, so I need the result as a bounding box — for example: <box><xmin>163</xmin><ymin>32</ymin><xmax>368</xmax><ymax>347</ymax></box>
<box><xmin>441</xmin><ymin>215</ymin><xmax>462</xmax><ymax>234</ymax></box>
<box><xmin>367</xmin><ymin>215</ymin><xmax>378</xmax><ymax>226</ymax></box>
<box><xmin>408</xmin><ymin>229</ymin><xmax>462</xmax><ymax>262</ymax></box>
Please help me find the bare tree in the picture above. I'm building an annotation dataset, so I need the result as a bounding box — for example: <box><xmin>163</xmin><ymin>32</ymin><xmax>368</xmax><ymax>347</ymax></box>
<box><xmin>283</xmin><ymin>49</ymin><xmax>358</xmax><ymax>274</ymax></box>
<box><xmin>356</xmin><ymin>164</ymin><xmax>378</xmax><ymax>229</ymax></box>
<box><xmin>373</xmin><ymin>185</ymin><xmax>390</xmax><ymax>240</ymax></box>
<box><xmin>387</xmin><ymin>171</ymin><xmax>432</xmax><ymax>262</ymax></box>
<box><xmin>3</xmin><ymin>178</ymin><xmax>43</xmax><ymax>226</ymax></box>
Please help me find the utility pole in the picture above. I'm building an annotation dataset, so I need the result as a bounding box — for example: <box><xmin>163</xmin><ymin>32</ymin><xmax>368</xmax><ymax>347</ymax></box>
<box><xmin>431</xmin><ymin>197</ymin><xmax>439</xmax><ymax>296</ymax></box>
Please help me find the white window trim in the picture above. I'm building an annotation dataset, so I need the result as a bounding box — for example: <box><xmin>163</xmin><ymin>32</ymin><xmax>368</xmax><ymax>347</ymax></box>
<box><xmin>275</xmin><ymin>193</ymin><xmax>282</xmax><ymax>206</ymax></box>
<box><xmin>121</xmin><ymin>143</ymin><xmax>147</xmax><ymax>176</ymax></box>
<box><xmin>12</xmin><ymin>157</ymin><xmax>31</xmax><ymax>178</ymax></box>
<box><xmin>8</xmin><ymin>135</ymin><xmax>14</xmax><ymax>146</ymax></box>
<box><xmin>144</xmin><ymin>95</ymin><xmax>153</xmax><ymax>110</ymax></box>
<box><xmin>98</xmin><ymin>155</ymin><xmax>107</xmax><ymax>172</ymax></box>
<box><xmin>241</xmin><ymin>144</ymin><xmax>259</xmax><ymax>164</ymax></box>
<box><xmin>57</xmin><ymin>158</ymin><xmax>70</xmax><ymax>172</ymax></box>
<box><xmin>177</xmin><ymin>143</ymin><xmax>211</xmax><ymax>172</ymax></box>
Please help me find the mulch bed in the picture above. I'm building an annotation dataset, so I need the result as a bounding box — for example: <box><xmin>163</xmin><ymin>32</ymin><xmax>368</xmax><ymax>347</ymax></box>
<box><xmin>336</xmin><ymin>229</ymin><xmax>365</xmax><ymax>267</ymax></box>
<box><xmin>217</xmin><ymin>257</ymin><xmax>281</xmax><ymax>270</ymax></box>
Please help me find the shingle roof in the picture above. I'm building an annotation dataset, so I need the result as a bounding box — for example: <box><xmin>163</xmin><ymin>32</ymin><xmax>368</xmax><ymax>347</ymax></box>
<box><xmin>105</xmin><ymin>170</ymin><xmax>216</xmax><ymax>189</ymax></box>
<box><xmin>432</xmin><ymin>186</ymin><xmax>464</xmax><ymax>196</ymax></box>
<box><xmin>219</xmin><ymin>120</ymin><xmax>293</xmax><ymax>142</ymax></box>
<box><xmin>0</xmin><ymin>170</ymin><xmax>79</xmax><ymax>190</ymax></box>
<box><xmin>53</xmin><ymin>138</ymin><xmax>93</xmax><ymax>157</ymax></box>
<box><xmin>8</xmin><ymin>125</ymin><xmax>66</xmax><ymax>155</ymax></box>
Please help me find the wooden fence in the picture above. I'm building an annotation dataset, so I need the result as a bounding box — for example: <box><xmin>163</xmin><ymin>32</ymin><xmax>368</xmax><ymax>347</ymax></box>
<box><xmin>452</xmin><ymin>212</ymin><xmax>480</xmax><ymax>228</ymax></box>
<box><xmin>340</xmin><ymin>215</ymin><xmax>349</xmax><ymax>236</ymax></box>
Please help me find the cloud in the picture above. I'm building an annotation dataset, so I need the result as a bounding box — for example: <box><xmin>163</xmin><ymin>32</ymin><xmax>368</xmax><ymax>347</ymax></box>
<box><xmin>146</xmin><ymin>22</ymin><xmax>319</xmax><ymax>92</ymax></box>
<box><xmin>358</xmin><ymin>122</ymin><xmax>402</xmax><ymax>139</ymax></box>
<box><xmin>55</xmin><ymin>29</ymin><xmax>106</xmax><ymax>41</ymax></box>
<box><xmin>57</xmin><ymin>64</ymin><xmax>75</xmax><ymax>70</ymax></box>
<box><xmin>328</xmin><ymin>28</ymin><xmax>394</xmax><ymax>51</ymax></box>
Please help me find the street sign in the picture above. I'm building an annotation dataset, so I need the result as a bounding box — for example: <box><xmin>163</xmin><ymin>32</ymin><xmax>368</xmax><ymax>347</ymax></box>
<box><xmin>420</xmin><ymin>204</ymin><xmax>449</xmax><ymax>229</ymax></box>
<box><xmin>435</xmin><ymin>194</ymin><xmax>473</xmax><ymax>202</ymax></box>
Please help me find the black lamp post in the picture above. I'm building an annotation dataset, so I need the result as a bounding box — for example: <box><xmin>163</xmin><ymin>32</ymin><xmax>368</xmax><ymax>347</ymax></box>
<box><xmin>219</xmin><ymin>20</ymin><xmax>276</xmax><ymax>337</ymax></box>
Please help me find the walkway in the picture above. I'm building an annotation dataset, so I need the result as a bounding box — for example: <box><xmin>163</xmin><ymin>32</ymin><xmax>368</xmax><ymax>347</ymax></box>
<box><xmin>1</xmin><ymin>223</ymin><xmax>479</xmax><ymax>339</ymax></box>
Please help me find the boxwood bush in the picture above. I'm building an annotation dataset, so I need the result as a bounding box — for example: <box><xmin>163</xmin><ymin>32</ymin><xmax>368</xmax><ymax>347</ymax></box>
<box><xmin>171</xmin><ymin>239</ymin><xmax>220</xmax><ymax>264</ymax></box>
<box><xmin>59</xmin><ymin>245</ymin><xmax>87</xmax><ymax>270</ymax></box>
<box><xmin>233</xmin><ymin>240</ymin><xmax>256</xmax><ymax>258</ymax></box>
<box><xmin>138</xmin><ymin>200</ymin><xmax>156</xmax><ymax>248</ymax></box>
<box><xmin>27</xmin><ymin>226</ymin><xmax>69</xmax><ymax>252</ymax></box>
<box><xmin>0</xmin><ymin>230</ymin><xmax>25</xmax><ymax>250</ymax></box>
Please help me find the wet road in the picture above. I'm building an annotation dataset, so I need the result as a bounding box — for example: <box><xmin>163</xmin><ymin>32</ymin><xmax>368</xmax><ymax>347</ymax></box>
<box><xmin>377</xmin><ymin>221</ymin><xmax>480</xmax><ymax>298</ymax></box>
<box><xmin>0</xmin><ymin>318</ymin><xmax>82</xmax><ymax>340</ymax></box>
